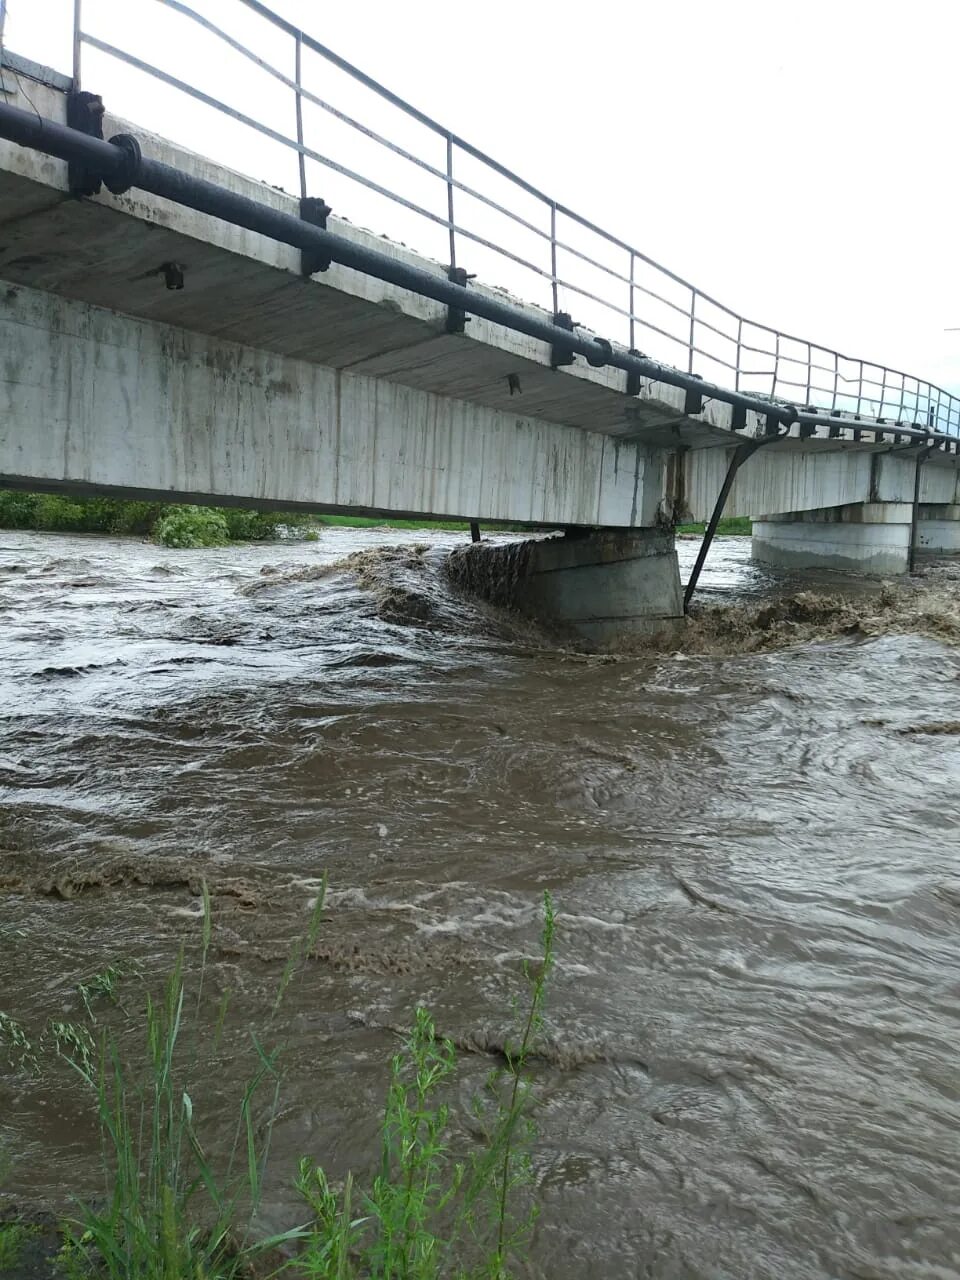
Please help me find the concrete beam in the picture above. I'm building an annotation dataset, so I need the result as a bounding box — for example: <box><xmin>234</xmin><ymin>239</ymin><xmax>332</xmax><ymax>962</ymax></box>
<box><xmin>0</xmin><ymin>281</ymin><xmax>661</xmax><ymax>526</ymax></box>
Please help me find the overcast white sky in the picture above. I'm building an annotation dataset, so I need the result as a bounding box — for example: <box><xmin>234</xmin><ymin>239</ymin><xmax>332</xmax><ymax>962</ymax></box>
<box><xmin>4</xmin><ymin>0</ymin><xmax>960</xmax><ymax>400</ymax></box>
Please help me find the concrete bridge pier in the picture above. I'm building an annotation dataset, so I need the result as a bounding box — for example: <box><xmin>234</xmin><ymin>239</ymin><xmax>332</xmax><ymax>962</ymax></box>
<box><xmin>752</xmin><ymin>504</ymin><xmax>916</xmax><ymax>576</ymax></box>
<box><xmin>446</xmin><ymin>528</ymin><xmax>682</xmax><ymax>647</ymax></box>
<box><xmin>916</xmin><ymin>505</ymin><xmax>960</xmax><ymax>556</ymax></box>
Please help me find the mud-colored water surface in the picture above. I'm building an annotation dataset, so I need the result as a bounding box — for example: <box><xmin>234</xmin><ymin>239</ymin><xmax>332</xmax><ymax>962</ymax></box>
<box><xmin>2</xmin><ymin>527</ymin><xmax>959</xmax><ymax>1278</ymax></box>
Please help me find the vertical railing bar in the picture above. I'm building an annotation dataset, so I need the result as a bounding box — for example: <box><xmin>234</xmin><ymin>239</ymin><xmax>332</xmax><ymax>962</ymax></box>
<box><xmin>734</xmin><ymin>317</ymin><xmax>743</xmax><ymax>392</ymax></box>
<box><xmin>855</xmin><ymin>359</ymin><xmax>864</xmax><ymax>416</ymax></box>
<box><xmin>294</xmin><ymin>34</ymin><xmax>306</xmax><ymax>200</ymax></box>
<box><xmin>0</xmin><ymin>0</ymin><xmax>7</xmax><ymax>49</ymax></box>
<box><xmin>832</xmin><ymin>351</ymin><xmax>839</xmax><ymax>412</ymax></box>
<box><xmin>687</xmin><ymin>288</ymin><xmax>696</xmax><ymax>374</ymax></box>
<box><xmin>878</xmin><ymin>366</ymin><xmax>887</xmax><ymax>420</ymax></box>
<box><xmin>805</xmin><ymin>342</ymin><xmax>812</xmax><ymax>406</ymax></box>
<box><xmin>628</xmin><ymin>251</ymin><xmax>635</xmax><ymax>351</ymax></box>
<box><xmin>772</xmin><ymin>331</ymin><xmax>780</xmax><ymax>398</ymax></box>
<box><xmin>73</xmin><ymin>0</ymin><xmax>83</xmax><ymax>89</ymax></box>
<box><xmin>549</xmin><ymin>200</ymin><xmax>558</xmax><ymax>317</ymax></box>
<box><xmin>446</xmin><ymin>135</ymin><xmax>455</xmax><ymax>271</ymax></box>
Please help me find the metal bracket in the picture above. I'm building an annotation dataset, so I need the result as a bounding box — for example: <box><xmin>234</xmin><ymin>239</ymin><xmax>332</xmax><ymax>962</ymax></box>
<box><xmin>300</xmin><ymin>196</ymin><xmax>332</xmax><ymax>275</ymax></box>
<box><xmin>731</xmin><ymin>404</ymin><xmax>747</xmax><ymax>432</ymax></box>
<box><xmin>684</xmin><ymin>376</ymin><xmax>704</xmax><ymax>416</ymax></box>
<box><xmin>625</xmin><ymin>348</ymin><xmax>645</xmax><ymax>397</ymax></box>
<box><xmin>551</xmin><ymin>311</ymin><xmax>576</xmax><ymax>368</ymax></box>
<box><xmin>446</xmin><ymin>266</ymin><xmax>476</xmax><ymax>334</ymax></box>
<box><xmin>66</xmin><ymin>90</ymin><xmax>105</xmax><ymax>197</ymax></box>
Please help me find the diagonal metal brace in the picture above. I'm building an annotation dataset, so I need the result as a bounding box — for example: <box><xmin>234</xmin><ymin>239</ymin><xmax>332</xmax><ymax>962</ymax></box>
<box><xmin>683</xmin><ymin>436</ymin><xmax>772</xmax><ymax>612</ymax></box>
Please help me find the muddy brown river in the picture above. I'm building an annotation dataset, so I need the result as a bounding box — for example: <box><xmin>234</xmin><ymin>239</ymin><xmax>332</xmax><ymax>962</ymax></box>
<box><xmin>2</xmin><ymin>527</ymin><xmax>960</xmax><ymax>1278</ymax></box>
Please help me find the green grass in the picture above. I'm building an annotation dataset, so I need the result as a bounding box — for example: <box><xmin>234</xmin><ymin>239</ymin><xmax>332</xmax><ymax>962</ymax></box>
<box><xmin>0</xmin><ymin>1221</ymin><xmax>41</xmax><ymax>1271</ymax></box>
<box><xmin>7</xmin><ymin>884</ymin><xmax>556</xmax><ymax>1279</ymax></box>
<box><xmin>676</xmin><ymin>516</ymin><xmax>751</xmax><ymax>536</ymax></box>
<box><xmin>294</xmin><ymin>893</ymin><xmax>556</xmax><ymax>1278</ymax></box>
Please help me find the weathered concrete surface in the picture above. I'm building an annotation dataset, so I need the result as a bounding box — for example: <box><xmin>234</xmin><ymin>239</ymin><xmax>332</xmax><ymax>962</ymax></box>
<box><xmin>917</xmin><ymin>505</ymin><xmax>960</xmax><ymax>555</ymax></box>
<box><xmin>0</xmin><ymin>282</ymin><xmax>661</xmax><ymax>525</ymax></box>
<box><xmin>752</xmin><ymin>504</ymin><xmax>913</xmax><ymax>576</ymax></box>
<box><xmin>446</xmin><ymin>530</ymin><xmax>682</xmax><ymax>645</ymax></box>
<box><xmin>683</xmin><ymin>445</ymin><xmax>960</xmax><ymax>523</ymax></box>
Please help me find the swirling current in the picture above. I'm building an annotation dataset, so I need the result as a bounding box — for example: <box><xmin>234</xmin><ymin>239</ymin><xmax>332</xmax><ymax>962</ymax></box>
<box><xmin>1</xmin><ymin>526</ymin><xmax>959</xmax><ymax>1278</ymax></box>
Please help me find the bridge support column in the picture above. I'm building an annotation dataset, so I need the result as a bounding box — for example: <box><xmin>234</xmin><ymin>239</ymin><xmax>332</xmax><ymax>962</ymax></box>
<box><xmin>446</xmin><ymin>528</ymin><xmax>682</xmax><ymax>647</ymax></box>
<box><xmin>752</xmin><ymin>503</ymin><xmax>913</xmax><ymax>575</ymax></box>
<box><xmin>916</xmin><ymin>505</ymin><xmax>960</xmax><ymax>556</ymax></box>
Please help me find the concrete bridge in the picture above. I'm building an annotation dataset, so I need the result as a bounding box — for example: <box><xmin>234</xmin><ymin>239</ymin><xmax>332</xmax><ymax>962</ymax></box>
<box><xmin>0</xmin><ymin>19</ymin><xmax>959</xmax><ymax>644</ymax></box>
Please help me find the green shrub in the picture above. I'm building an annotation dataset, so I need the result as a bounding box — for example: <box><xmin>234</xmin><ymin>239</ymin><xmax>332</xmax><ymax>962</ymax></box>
<box><xmin>33</xmin><ymin>495</ymin><xmax>89</xmax><ymax>531</ymax></box>
<box><xmin>219</xmin><ymin>508</ymin><xmax>287</xmax><ymax>540</ymax></box>
<box><xmin>0</xmin><ymin>490</ymin><xmax>41</xmax><ymax>528</ymax></box>
<box><xmin>154</xmin><ymin>506</ymin><xmax>230</xmax><ymax>548</ymax></box>
<box><xmin>110</xmin><ymin>501</ymin><xmax>163</xmax><ymax>536</ymax></box>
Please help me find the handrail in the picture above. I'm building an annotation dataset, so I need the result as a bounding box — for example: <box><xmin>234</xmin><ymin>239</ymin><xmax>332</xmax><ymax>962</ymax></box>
<box><xmin>50</xmin><ymin>0</ymin><xmax>960</xmax><ymax>437</ymax></box>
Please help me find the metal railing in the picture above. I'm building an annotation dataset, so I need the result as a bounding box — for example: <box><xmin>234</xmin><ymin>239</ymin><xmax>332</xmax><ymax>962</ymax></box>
<box><xmin>61</xmin><ymin>0</ymin><xmax>960</xmax><ymax>437</ymax></box>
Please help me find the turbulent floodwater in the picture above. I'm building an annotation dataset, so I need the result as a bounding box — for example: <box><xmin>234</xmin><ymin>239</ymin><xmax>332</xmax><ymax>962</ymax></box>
<box><xmin>2</xmin><ymin>527</ymin><xmax>960</xmax><ymax>1279</ymax></box>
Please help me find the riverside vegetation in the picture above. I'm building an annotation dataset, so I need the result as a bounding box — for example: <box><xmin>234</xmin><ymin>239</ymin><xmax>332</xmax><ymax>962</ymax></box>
<box><xmin>0</xmin><ymin>885</ymin><xmax>557</xmax><ymax>1279</ymax></box>
<box><xmin>0</xmin><ymin>488</ymin><xmax>749</xmax><ymax>546</ymax></box>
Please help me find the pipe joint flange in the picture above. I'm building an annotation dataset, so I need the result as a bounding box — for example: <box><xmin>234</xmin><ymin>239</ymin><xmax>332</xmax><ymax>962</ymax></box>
<box><xmin>585</xmin><ymin>337</ymin><xmax>613</xmax><ymax>368</ymax></box>
<box><xmin>104</xmin><ymin>133</ymin><xmax>142</xmax><ymax>195</ymax></box>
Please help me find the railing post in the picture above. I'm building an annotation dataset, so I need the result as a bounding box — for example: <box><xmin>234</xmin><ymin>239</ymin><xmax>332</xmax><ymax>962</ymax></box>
<box><xmin>856</xmin><ymin>359</ymin><xmax>864</xmax><ymax>416</ymax></box>
<box><xmin>446</xmin><ymin>134</ymin><xmax>455</xmax><ymax>271</ymax></box>
<box><xmin>549</xmin><ymin>200</ymin><xmax>558</xmax><ymax>318</ymax></box>
<box><xmin>0</xmin><ymin>0</ymin><xmax>6</xmax><ymax>48</ymax></box>
<box><xmin>294</xmin><ymin>33</ymin><xmax>306</xmax><ymax>200</ymax></box>
<box><xmin>878</xmin><ymin>367</ymin><xmax>887</xmax><ymax>420</ymax></box>
<box><xmin>72</xmin><ymin>0</ymin><xmax>82</xmax><ymax>89</ymax></box>
<box><xmin>805</xmin><ymin>342</ymin><xmax>812</xmax><ymax>406</ymax></box>
<box><xmin>772</xmin><ymin>332</ymin><xmax>780</xmax><ymax>399</ymax></box>
<box><xmin>734</xmin><ymin>317</ymin><xmax>742</xmax><ymax>392</ymax></box>
<box><xmin>687</xmin><ymin>288</ymin><xmax>696</xmax><ymax>374</ymax></box>
<box><xmin>832</xmin><ymin>351</ymin><xmax>839</xmax><ymax>412</ymax></box>
<box><xmin>628</xmin><ymin>250</ymin><xmax>635</xmax><ymax>352</ymax></box>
